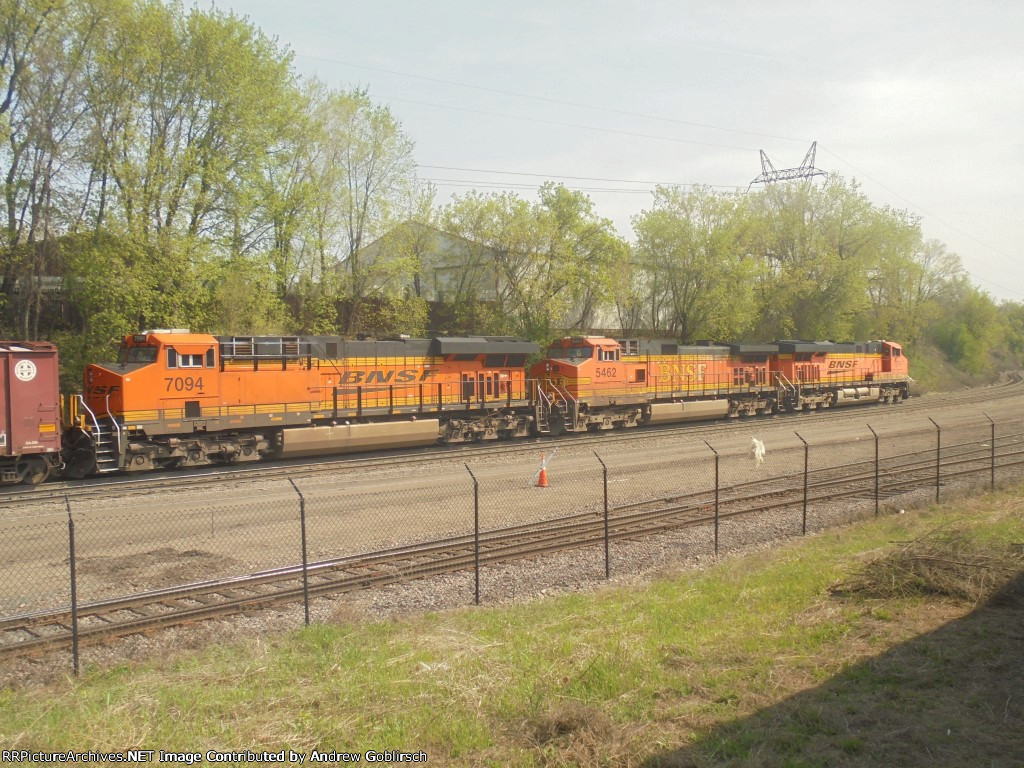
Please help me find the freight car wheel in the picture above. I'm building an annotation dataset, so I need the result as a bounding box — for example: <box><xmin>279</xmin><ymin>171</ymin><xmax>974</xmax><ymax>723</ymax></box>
<box><xmin>17</xmin><ymin>456</ymin><xmax>49</xmax><ymax>485</ymax></box>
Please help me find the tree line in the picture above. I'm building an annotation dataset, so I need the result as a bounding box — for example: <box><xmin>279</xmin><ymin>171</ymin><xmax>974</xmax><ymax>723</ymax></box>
<box><xmin>2</xmin><ymin>0</ymin><xmax>1020</xmax><ymax>386</ymax></box>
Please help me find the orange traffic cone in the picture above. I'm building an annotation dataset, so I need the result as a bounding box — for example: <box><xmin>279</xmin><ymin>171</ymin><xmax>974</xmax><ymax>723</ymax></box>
<box><xmin>537</xmin><ymin>466</ymin><xmax>549</xmax><ymax>487</ymax></box>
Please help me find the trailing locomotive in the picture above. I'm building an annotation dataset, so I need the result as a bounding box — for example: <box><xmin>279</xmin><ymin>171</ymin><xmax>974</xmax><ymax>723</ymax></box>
<box><xmin>531</xmin><ymin>337</ymin><xmax>910</xmax><ymax>434</ymax></box>
<box><xmin>0</xmin><ymin>330</ymin><xmax>911</xmax><ymax>485</ymax></box>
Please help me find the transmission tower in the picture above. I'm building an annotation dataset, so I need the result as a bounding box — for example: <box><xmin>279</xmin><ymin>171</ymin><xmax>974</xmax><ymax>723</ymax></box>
<box><xmin>749</xmin><ymin>141</ymin><xmax>827</xmax><ymax>188</ymax></box>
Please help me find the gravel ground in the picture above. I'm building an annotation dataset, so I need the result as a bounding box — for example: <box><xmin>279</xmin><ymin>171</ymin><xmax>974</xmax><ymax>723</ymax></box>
<box><xmin>2</xmin><ymin>454</ymin><xmax>1019</xmax><ymax>689</ymax></box>
<box><xmin>2</xmin><ymin>394</ymin><xmax>1023</xmax><ymax>687</ymax></box>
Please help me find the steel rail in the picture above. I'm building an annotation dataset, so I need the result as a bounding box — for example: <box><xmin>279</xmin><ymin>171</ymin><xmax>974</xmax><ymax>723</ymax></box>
<box><xmin>4</xmin><ymin>442</ymin><xmax>1024</xmax><ymax>659</ymax></box>
<box><xmin>3</xmin><ymin>375</ymin><xmax>1022</xmax><ymax>507</ymax></box>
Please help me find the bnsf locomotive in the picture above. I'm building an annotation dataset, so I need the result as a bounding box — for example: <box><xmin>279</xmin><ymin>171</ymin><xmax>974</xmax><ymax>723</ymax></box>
<box><xmin>0</xmin><ymin>330</ymin><xmax>910</xmax><ymax>485</ymax></box>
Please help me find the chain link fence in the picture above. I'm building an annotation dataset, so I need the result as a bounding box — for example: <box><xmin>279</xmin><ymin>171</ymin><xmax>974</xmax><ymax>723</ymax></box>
<box><xmin>2</xmin><ymin>413</ymin><xmax>1023</xmax><ymax>673</ymax></box>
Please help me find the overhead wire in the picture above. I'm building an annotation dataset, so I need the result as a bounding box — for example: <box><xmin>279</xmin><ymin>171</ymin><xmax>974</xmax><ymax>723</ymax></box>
<box><xmin>819</xmin><ymin>145</ymin><xmax>1023</xmax><ymax>296</ymax></box>
<box><xmin>297</xmin><ymin>51</ymin><xmax>1021</xmax><ymax>300</ymax></box>
<box><xmin>377</xmin><ymin>93</ymin><xmax>759</xmax><ymax>152</ymax></box>
<box><xmin>418</xmin><ymin>164</ymin><xmax>743</xmax><ymax>189</ymax></box>
<box><xmin>294</xmin><ymin>52</ymin><xmax>812</xmax><ymax>145</ymax></box>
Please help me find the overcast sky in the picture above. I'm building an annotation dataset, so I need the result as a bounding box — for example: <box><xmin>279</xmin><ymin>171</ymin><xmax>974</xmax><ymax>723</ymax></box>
<box><xmin>218</xmin><ymin>1</ymin><xmax>1023</xmax><ymax>302</ymax></box>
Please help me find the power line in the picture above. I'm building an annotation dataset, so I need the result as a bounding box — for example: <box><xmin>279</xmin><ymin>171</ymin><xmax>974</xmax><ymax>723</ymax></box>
<box><xmin>293</xmin><ymin>51</ymin><xmax>1020</xmax><ymax>301</ymax></box>
<box><xmin>294</xmin><ymin>52</ymin><xmax>811</xmax><ymax>145</ymax></box>
<box><xmin>418</xmin><ymin>164</ymin><xmax>743</xmax><ymax>189</ymax></box>
<box><xmin>820</xmin><ymin>146</ymin><xmax>1024</xmax><ymax>300</ymax></box>
<box><xmin>422</xmin><ymin>178</ymin><xmax>660</xmax><ymax>194</ymax></box>
<box><xmin>379</xmin><ymin>93</ymin><xmax>759</xmax><ymax>152</ymax></box>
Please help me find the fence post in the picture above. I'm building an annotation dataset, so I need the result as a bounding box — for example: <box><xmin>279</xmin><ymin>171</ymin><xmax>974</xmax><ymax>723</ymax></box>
<box><xmin>593</xmin><ymin>451</ymin><xmax>610</xmax><ymax>578</ymax></box>
<box><xmin>704</xmin><ymin>440</ymin><xmax>720</xmax><ymax>555</ymax></box>
<box><xmin>465</xmin><ymin>464</ymin><xmax>480</xmax><ymax>605</ymax></box>
<box><xmin>867</xmin><ymin>424</ymin><xmax>879</xmax><ymax>517</ymax></box>
<box><xmin>65</xmin><ymin>494</ymin><xmax>79</xmax><ymax>676</ymax></box>
<box><xmin>928</xmin><ymin>417</ymin><xmax>941</xmax><ymax>503</ymax></box>
<box><xmin>795</xmin><ymin>432</ymin><xmax>808</xmax><ymax>535</ymax></box>
<box><xmin>984</xmin><ymin>413</ymin><xmax>995</xmax><ymax>491</ymax></box>
<box><xmin>287</xmin><ymin>479</ymin><xmax>310</xmax><ymax>627</ymax></box>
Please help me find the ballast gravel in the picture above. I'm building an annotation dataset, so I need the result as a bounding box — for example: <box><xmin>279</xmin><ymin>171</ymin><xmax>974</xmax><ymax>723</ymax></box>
<box><xmin>0</xmin><ymin>463</ymin><xmax>1014</xmax><ymax>690</ymax></box>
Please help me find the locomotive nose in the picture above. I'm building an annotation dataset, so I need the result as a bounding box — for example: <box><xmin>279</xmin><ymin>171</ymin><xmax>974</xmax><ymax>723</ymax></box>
<box><xmin>84</xmin><ymin>364</ymin><xmax>125</xmax><ymax>414</ymax></box>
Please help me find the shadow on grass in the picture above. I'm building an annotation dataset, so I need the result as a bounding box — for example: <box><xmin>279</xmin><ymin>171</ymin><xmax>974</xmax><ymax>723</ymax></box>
<box><xmin>644</xmin><ymin>571</ymin><xmax>1024</xmax><ymax>768</ymax></box>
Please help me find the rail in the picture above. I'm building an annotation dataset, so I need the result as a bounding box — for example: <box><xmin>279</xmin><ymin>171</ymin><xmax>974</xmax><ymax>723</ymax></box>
<box><xmin>4</xmin><ymin>419</ymin><xmax>1024</xmax><ymax>664</ymax></box>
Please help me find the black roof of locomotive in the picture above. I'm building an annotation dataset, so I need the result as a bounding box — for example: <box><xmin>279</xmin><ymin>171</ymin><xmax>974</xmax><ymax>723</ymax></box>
<box><xmin>775</xmin><ymin>340</ymin><xmax>883</xmax><ymax>354</ymax></box>
<box><xmin>430</xmin><ymin>336</ymin><xmax>539</xmax><ymax>356</ymax></box>
<box><xmin>217</xmin><ymin>334</ymin><xmax>537</xmax><ymax>360</ymax></box>
<box><xmin>728</xmin><ymin>343</ymin><xmax>779</xmax><ymax>355</ymax></box>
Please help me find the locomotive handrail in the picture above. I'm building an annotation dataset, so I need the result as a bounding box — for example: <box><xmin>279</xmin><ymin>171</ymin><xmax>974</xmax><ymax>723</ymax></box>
<box><xmin>544</xmin><ymin>379</ymin><xmax>579</xmax><ymax>411</ymax></box>
<box><xmin>774</xmin><ymin>371</ymin><xmax>796</xmax><ymax>393</ymax></box>
<box><xmin>75</xmin><ymin>394</ymin><xmax>101</xmax><ymax>440</ymax></box>
<box><xmin>105</xmin><ymin>393</ymin><xmax>122</xmax><ymax>454</ymax></box>
<box><xmin>534</xmin><ymin>381</ymin><xmax>552</xmax><ymax>409</ymax></box>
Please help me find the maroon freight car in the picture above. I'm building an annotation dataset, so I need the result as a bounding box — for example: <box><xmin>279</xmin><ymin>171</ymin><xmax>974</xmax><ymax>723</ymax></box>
<box><xmin>0</xmin><ymin>341</ymin><xmax>62</xmax><ymax>485</ymax></box>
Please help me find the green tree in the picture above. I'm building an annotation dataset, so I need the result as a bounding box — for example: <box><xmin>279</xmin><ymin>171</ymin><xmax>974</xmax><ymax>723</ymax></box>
<box><xmin>439</xmin><ymin>184</ymin><xmax>626</xmax><ymax>342</ymax></box>
<box><xmin>632</xmin><ymin>186</ymin><xmax>755</xmax><ymax>341</ymax></box>
<box><xmin>930</xmin><ymin>280</ymin><xmax>999</xmax><ymax>374</ymax></box>
<box><xmin>744</xmin><ymin>177</ymin><xmax>878</xmax><ymax>340</ymax></box>
<box><xmin>0</xmin><ymin>0</ymin><xmax>108</xmax><ymax>337</ymax></box>
<box><xmin>302</xmin><ymin>87</ymin><xmax>417</xmax><ymax>332</ymax></box>
<box><xmin>867</xmin><ymin>235</ymin><xmax>962</xmax><ymax>347</ymax></box>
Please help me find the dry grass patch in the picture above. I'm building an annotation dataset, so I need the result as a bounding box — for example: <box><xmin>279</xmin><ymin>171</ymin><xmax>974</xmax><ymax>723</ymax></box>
<box><xmin>836</xmin><ymin>526</ymin><xmax>1024</xmax><ymax>604</ymax></box>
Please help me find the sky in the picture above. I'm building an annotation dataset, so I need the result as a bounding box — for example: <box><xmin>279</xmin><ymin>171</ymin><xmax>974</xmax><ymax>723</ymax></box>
<box><xmin>213</xmin><ymin>1</ymin><xmax>1023</xmax><ymax>301</ymax></box>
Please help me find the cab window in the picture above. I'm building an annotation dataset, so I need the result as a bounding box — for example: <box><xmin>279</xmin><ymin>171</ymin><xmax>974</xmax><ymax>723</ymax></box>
<box><xmin>552</xmin><ymin>346</ymin><xmax>593</xmax><ymax>361</ymax></box>
<box><xmin>166</xmin><ymin>347</ymin><xmax>203</xmax><ymax>368</ymax></box>
<box><xmin>119</xmin><ymin>346</ymin><xmax>158</xmax><ymax>364</ymax></box>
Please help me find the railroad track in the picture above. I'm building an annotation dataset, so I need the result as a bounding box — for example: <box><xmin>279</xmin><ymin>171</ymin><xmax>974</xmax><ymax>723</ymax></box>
<box><xmin>3</xmin><ymin>374</ymin><xmax>1022</xmax><ymax>508</ymax></box>
<box><xmin>4</xmin><ymin>432</ymin><xmax>1023</xmax><ymax>660</ymax></box>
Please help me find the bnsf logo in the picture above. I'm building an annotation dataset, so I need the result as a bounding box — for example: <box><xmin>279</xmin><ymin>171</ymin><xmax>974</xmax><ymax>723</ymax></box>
<box><xmin>828</xmin><ymin>360</ymin><xmax>856</xmax><ymax>370</ymax></box>
<box><xmin>338</xmin><ymin>369</ymin><xmax>432</xmax><ymax>385</ymax></box>
<box><xmin>657</xmin><ymin>362</ymin><xmax>707</xmax><ymax>382</ymax></box>
<box><xmin>86</xmin><ymin>385</ymin><xmax>121</xmax><ymax>395</ymax></box>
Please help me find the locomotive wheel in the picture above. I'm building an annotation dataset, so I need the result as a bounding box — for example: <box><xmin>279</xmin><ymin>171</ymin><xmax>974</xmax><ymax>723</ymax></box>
<box><xmin>17</xmin><ymin>456</ymin><xmax>50</xmax><ymax>485</ymax></box>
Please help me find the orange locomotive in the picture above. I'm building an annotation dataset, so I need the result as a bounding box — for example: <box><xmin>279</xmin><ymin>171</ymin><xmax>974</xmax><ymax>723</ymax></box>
<box><xmin>49</xmin><ymin>331</ymin><xmax>910</xmax><ymax>480</ymax></box>
<box><xmin>530</xmin><ymin>337</ymin><xmax>910</xmax><ymax>434</ymax></box>
<box><xmin>65</xmin><ymin>330</ymin><xmax>538</xmax><ymax>476</ymax></box>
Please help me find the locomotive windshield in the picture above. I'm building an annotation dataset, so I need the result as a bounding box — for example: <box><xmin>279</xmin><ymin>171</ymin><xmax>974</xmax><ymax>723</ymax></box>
<box><xmin>551</xmin><ymin>346</ymin><xmax>593</xmax><ymax>362</ymax></box>
<box><xmin>118</xmin><ymin>345</ymin><xmax>158</xmax><ymax>364</ymax></box>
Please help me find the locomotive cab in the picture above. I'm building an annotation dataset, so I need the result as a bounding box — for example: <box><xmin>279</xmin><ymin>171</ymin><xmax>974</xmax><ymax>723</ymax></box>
<box><xmin>533</xmin><ymin>336</ymin><xmax>657</xmax><ymax>400</ymax></box>
<box><xmin>881</xmin><ymin>340</ymin><xmax>909</xmax><ymax>375</ymax></box>
<box><xmin>84</xmin><ymin>330</ymin><xmax>220</xmax><ymax>424</ymax></box>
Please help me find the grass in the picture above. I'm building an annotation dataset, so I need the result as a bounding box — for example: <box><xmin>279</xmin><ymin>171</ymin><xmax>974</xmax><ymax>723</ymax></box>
<box><xmin>1</xmin><ymin>489</ymin><xmax>1022</xmax><ymax>766</ymax></box>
